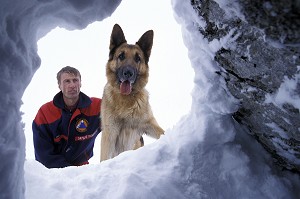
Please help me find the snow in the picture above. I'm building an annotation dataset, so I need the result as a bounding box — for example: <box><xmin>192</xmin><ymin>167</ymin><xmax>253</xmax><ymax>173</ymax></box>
<box><xmin>0</xmin><ymin>0</ymin><xmax>299</xmax><ymax>198</ymax></box>
<box><xmin>266</xmin><ymin>122</ymin><xmax>290</xmax><ymax>139</ymax></box>
<box><xmin>214</xmin><ymin>0</ymin><xmax>245</xmax><ymax>21</ymax></box>
<box><xmin>265</xmin><ymin>73</ymin><xmax>300</xmax><ymax>112</ymax></box>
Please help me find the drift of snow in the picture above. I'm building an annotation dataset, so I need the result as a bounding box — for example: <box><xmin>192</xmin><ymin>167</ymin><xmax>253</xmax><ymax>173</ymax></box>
<box><xmin>0</xmin><ymin>0</ymin><xmax>299</xmax><ymax>198</ymax></box>
<box><xmin>265</xmin><ymin>73</ymin><xmax>300</xmax><ymax>111</ymax></box>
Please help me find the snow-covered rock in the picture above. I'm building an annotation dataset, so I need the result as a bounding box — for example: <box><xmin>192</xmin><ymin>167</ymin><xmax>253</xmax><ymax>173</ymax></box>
<box><xmin>191</xmin><ymin>0</ymin><xmax>300</xmax><ymax>171</ymax></box>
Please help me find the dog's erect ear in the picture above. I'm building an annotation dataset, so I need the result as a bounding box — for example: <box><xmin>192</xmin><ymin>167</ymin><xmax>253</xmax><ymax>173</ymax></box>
<box><xmin>109</xmin><ymin>24</ymin><xmax>127</xmax><ymax>60</ymax></box>
<box><xmin>136</xmin><ymin>30</ymin><xmax>154</xmax><ymax>64</ymax></box>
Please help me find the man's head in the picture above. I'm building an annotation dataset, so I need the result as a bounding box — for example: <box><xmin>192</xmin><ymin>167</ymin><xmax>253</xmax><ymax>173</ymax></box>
<box><xmin>57</xmin><ymin>66</ymin><xmax>81</xmax><ymax>102</ymax></box>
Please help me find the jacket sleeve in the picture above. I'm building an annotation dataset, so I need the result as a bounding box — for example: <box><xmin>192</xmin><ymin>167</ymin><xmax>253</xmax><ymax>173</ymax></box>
<box><xmin>32</xmin><ymin>110</ymin><xmax>72</xmax><ymax>168</ymax></box>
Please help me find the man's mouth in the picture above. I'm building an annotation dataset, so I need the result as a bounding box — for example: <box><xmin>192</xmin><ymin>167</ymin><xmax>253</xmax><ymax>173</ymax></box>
<box><xmin>68</xmin><ymin>90</ymin><xmax>77</xmax><ymax>94</ymax></box>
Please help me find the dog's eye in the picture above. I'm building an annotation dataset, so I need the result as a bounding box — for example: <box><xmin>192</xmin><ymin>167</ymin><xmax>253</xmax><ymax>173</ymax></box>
<box><xmin>118</xmin><ymin>52</ymin><xmax>125</xmax><ymax>61</ymax></box>
<box><xmin>134</xmin><ymin>54</ymin><xmax>141</xmax><ymax>63</ymax></box>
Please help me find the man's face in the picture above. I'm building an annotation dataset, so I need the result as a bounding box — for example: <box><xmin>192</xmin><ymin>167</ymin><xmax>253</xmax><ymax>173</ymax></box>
<box><xmin>59</xmin><ymin>72</ymin><xmax>81</xmax><ymax>100</ymax></box>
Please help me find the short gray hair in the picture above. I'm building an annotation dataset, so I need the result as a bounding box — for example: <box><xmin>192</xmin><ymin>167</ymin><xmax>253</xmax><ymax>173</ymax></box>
<box><xmin>57</xmin><ymin>66</ymin><xmax>81</xmax><ymax>84</ymax></box>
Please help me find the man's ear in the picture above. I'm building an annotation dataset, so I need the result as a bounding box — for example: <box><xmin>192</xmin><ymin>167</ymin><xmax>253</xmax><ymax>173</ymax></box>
<box><xmin>109</xmin><ymin>24</ymin><xmax>127</xmax><ymax>60</ymax></box>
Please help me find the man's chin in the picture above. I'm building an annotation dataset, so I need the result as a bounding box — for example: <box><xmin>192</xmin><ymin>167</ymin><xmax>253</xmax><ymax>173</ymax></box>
<box><xmin>65</xmin><ymin>92</ymin><xmax>79</xmax><ymax>99</ymax></box>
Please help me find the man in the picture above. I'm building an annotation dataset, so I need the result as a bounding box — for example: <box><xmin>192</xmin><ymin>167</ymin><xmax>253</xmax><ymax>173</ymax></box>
<box><xmin>32</xmin><ymin>66</ymin><xmax>101</xmax><ymax>168</ymax></box>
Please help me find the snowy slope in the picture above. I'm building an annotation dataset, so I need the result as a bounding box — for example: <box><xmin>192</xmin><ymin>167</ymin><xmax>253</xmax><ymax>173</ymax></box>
<box><xmin>0</xmin><ymin>0</ymin><xmax>299</xmax><ymax>198</ymax></box>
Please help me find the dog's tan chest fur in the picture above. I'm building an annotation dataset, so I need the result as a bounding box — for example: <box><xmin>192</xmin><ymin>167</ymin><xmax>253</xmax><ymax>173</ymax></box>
<box><xmin>103</xmin><ymin>84</ymin><xmax>149</xmax><ymax>115</ymax></box>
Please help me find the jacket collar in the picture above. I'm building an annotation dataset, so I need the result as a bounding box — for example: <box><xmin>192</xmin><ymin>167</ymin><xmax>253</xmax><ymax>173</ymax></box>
<box><xmin>53</xmin><ymin>91</ymin><xmax>92</xmax><ymax>109</ymax></box>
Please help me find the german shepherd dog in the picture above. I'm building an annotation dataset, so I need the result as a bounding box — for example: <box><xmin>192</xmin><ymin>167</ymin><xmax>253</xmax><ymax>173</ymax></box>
<box><xmin>100</xmin><ymin>24</ymin><xmax>164</xmax><ymax>161</ymax></box>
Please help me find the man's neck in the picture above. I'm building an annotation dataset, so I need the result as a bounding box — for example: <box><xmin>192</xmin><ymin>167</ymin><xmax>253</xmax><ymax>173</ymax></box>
<box><xmin>63</xmin><ymin>97</ymin><xmax>79</xmax><ymax>110</ymax></box>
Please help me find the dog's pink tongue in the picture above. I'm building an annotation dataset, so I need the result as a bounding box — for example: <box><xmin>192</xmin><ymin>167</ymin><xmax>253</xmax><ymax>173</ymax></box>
<box><xmin>120</xmin><ymin>81</ymin><xmax>132</xmax><ymax>95</ymax></box>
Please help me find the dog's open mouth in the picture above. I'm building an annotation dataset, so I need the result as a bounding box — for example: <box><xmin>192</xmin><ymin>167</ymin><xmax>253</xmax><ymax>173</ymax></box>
<box><xmin>117</xmin><ymin>66</ymin><xmax>137</xmax><ymax>95</ymax></box>
<box><xmin>120</xmin><ymin>80</ymin><xmax>132</xmax><ymax>95</ymax></box>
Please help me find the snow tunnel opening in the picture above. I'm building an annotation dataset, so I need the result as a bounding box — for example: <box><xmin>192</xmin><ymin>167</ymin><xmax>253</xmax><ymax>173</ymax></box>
<box><xmin>21</xmin><ymin>1</ymin><xmax>194</xmax><ymax>165</ymax></box>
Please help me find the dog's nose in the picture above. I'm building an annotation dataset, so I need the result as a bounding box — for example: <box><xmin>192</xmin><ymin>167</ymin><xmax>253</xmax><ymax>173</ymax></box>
<box><xmin>123</xmin><ymin>67</ymin><xmax>134</xmax><ymax>78</ymax></box>
<box><xmin>117</xmin><ymin>66</ymin><xmax>137</xmax><ymax>82</ymax></box>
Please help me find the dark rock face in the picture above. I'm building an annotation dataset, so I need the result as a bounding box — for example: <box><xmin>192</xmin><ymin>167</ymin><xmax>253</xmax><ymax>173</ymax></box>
<box><xmin>191</xmin><ymin>0</ymin><xmax>300</xmax><ymax>172</ymax></box>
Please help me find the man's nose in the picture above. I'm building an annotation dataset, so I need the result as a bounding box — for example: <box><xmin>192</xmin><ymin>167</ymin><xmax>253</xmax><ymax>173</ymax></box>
<box><xmin>70</xmin><ymin>81</ymin><xmax>76</xmax><ymax>87</ymax></box>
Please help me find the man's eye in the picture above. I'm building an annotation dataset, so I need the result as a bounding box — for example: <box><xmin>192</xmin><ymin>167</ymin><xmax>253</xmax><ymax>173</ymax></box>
<box><xmin>118</xmin><ymin>52</ymin><xmax>125</xmax><ymax>61</ymax></box>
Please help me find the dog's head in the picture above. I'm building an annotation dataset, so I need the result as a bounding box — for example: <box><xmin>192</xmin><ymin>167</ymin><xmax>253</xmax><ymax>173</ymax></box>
<box><xmin>106</xmin><ymin>24</ymin><xmax>153</xmax><ymax>95</ymax></box>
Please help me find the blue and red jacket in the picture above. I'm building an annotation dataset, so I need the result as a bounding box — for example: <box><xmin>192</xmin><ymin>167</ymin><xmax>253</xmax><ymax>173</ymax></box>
<box><xmin>32</xmin><ymin>91</ymin><xmax>101</xmax><ymax>168</ymax></box>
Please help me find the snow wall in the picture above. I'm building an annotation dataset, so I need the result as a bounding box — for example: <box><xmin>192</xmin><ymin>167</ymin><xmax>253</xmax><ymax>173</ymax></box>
<box><xmin>0</xmin><ymin>0</ymin><xmax>121</xmax><ymax>198</ymax></box>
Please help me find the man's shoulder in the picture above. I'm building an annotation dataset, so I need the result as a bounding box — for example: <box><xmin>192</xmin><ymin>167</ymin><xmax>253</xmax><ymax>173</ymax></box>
<box><xmin>80</xmin><ymin>97</ymin><xmax>101</xmax><ymax>116</ymax></box>
<box><xmin>79</xmin><ymin>92</ymin><xmax>101</xmax><ymax>107</ymax></box>
<box><xmin>40</xmin><ymin>100</ymin><xmax>57</xmax><ymax>111</ymax></box>
<box><xmin>90</xmin><ymin>97</ymin><xmax>101</xmax><ymax>104</ymax></box>
<box><xmin>89</xmin><ymin>97</ymin><xmax>101</xmax><ymax>110</ymax></box>
<box><xmin>35</xmin><ymin>101</ymin><xmax>61</xmax><ymax>125</ymax></box>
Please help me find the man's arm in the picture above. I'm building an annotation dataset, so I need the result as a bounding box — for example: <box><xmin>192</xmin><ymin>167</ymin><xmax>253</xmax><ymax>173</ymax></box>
<box><xmin>32</xmin><ymin>120</ymin><xmax>72</xmax><ymax>168</ymax></box>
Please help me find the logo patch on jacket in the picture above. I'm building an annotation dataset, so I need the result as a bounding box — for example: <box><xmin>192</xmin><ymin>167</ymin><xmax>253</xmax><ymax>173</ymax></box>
<box><xmin>76</xmin><ymin>118</ymin><xmax>89</xmax><ymax>133</ymax></box>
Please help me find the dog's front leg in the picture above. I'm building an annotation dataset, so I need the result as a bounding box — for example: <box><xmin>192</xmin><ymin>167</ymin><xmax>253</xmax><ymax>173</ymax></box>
<box><xmin>100</xmin><ymin>127</ymin><xmax>119</xmax><ymax>161</ymax></box>
<box><xmin>144</xmin><ymin>117</ymin><xmax>164</xmax><ymax>139</ymax></box>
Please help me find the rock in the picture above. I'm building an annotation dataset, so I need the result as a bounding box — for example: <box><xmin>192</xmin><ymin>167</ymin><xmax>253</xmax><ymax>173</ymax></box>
<box><xmin>191</xmin><ymin>0</ymin><xmax>300</xmax><ymax>172</ymax></box>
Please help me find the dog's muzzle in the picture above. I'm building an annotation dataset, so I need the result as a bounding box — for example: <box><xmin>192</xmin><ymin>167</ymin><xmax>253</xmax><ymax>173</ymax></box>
<box><xmin>117</xmin><ymin>66</ymin><xmax>137</xmax><ymax>95</ymax></box>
